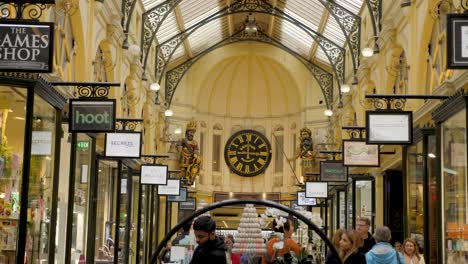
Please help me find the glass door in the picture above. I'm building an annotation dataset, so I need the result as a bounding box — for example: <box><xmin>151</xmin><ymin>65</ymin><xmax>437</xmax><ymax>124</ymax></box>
<box><xmin>355</xmin><ymin>179</ymin><xmax>375</xmax><ymax>234</ymax></box>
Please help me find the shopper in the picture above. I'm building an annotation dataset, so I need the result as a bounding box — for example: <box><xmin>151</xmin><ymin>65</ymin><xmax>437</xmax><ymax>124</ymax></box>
<box><xmin>325</xmin><ymin>229</ymin><xmax>345</xmax><ymax>264</ymax></box>
<box><xmin>159</xmin><ymin>241</ymin><xmax>172</xmax><ymax>263</ymax></box>
<box><xmin>366</xmin><ymin>226</ymin><xmax>405</xmax><ymax>264</ymax></box>
<box><xmin>338</xmin><ymin>229</ymin><xmax>366</xmax><ymax>264</ymax></box>
<box><xmin>356</xmin><ymin>217</ymin><xmax>376</xmax><ymax>254</ymax></box>
<box><xmin>172</xmin><ymin>221</ymin><xmax>192</xmax><ymax>245</ymax></box>
<box><xmin>262</xmin><ymin>218</ymin><xmax>300</xmax><ymax>264</ymax></box>
<box><xmin>190</xmin><ymin>216</ymin><xmax>228</xmax><ymax>264</ymax></box>
<box><xmin>402</xmin><ymin>239</ymin><xmax>425</xmax><ymax>264</ymax></box>
<box><xmin>394</xmin><ymin>241</ymin><xmax>402</xmax><ymax>252</ymax></box>
<box><xmin>225</xmin><ymin>234</ymin><xmax>241</xmax><ymax>264</ymax></box>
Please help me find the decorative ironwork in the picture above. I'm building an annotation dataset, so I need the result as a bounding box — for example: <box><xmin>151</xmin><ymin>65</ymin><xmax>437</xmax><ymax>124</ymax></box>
<box><xmin>76</xmin><ymin>85</ymin><xmax>110</xmax><ymax>98</ymax></box>
<box><xmin>366</xmin><ymin>0</ymin><xmax>382</xmax><ymax>39</ymax></box>
<box><xmin>342</xmin><ymin>126</ymin><xmax>366</xmax><ymax>139</ymax></box>
<box><xmin>165</xmin><ymin>29</ymin><xmax>334</xmax><ymax>109</ymax></box>
<box><xmin>141</xmin><ymin>0</ymin><xmax>182</xmax><ymax>74</ymax></box>
<box><xmin>462</xmin><ymin>0</ymin><xmax>468</xmax><ymax>11</ymax></box>
<box><xmin>154</xmin><ymin>0</ymin><xmax>345</xmax><ymax>95</ymax></box>
<box><xmin>115</xmin><ymin>118</ymin><xmax>143</xmax><ymax>132</ymax></box>
<box><xmin>321</xmin><ymin>0</ymin><xmax>361</xmax><ymax>75</ymax></box>
<box><xmin>121</xmin><ymin>0</ymin><xmax>138</xmax><ymax>48</ymax></box>
<box><xmin>370</xmin><ymin>98</ymin><xmax>407</xmax><ymax>110</ymax></box>
<box><xmin>0</xmin><ymin>2</ymin><xmax>48</xmax><ymax>19</ymax></box>
<box><xmin>141</xmin><ymin>154</ymin><xmax>170</xmax><ymax>164</ymax></box>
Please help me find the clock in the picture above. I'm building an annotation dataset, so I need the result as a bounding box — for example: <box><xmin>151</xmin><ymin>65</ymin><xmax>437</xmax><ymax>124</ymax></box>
<box><xmin>224</xmin><ymin>129</ymin><xmax>272</xmax><ymax>177</ymax></box>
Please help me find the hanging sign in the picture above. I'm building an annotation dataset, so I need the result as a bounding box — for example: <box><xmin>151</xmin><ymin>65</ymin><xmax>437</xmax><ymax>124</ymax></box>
<box><xmin>157</xmin><ymin>179</ymin><xmax>180</xmax><ymax>196</ymax></box>
<box><xmin>69</xmin><ymin>99</ymin><xmax>116</xmax><ymax>132</ymax></box>
<box><xmin>31</xmin><ymin>131</ymin><xmax>52</xmax><ymax>155</ymax></box>
<box><xmin>105</xmin><ymin>132</ymin><xmax>142</xmax><ymax>158</ymax></box>
<box><xmin>0</xmin><ymin>20</ymin><xmax>54</xmax><ymax>72</ymax></box>
<box><xmin>320</xmin><ymin>160</ymin><xmax>348</xmax><ymax>182</ymax></box>
<box><xmin>305</xmin><ymin>182</ymin><xmax>328</xmax><ymax>198</ymax></box>
<box><xmin>366</xmin><ymin>111</ymin><xmax>412</xmax><ymax>145</ymax></box>
<box><xmin>342</xmin><ymin>140</ymin><xmax>380</xmax><ymax>167</ymax></box>
<box><xmin>179</xmin><ymin>198</ymin><xmax>196</xmax><ymax>210</ymax></box>
<box><xmin>140</xmin><ymin>165</ymin><xmax>168</xmax><ymax>185</ymax></box>
<box><xmin>168</xmin><ymin>187</ymin><xmax>188</xmax><ymax>202</ymax></box>
<box><xmin>447</xmin><ymin>13</ymin><xmax>468</xmax><ymax>68</ymax></box>
<box><xmin>297</xmin><ymin>191</ymin><xmax>317</xmax><ymax>206</ymax></box>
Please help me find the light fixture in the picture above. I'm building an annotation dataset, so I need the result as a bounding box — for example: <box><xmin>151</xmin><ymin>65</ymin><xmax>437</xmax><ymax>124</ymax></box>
<box><xmin>324</xmin><ymin>109</ymin><xmax>333</xmax><ymax>116</ymax></box>
<box><xmin>244</xmin><ymin>13</ymin><xmax>257</xmax><ymax>34</ymax></box>
<box><xmin>428</xmin><ymin>153</ymin><xmax>436</xmax><ymax>158</ymax></box>
<box><xmin>340</xmin><ymin>84</ymin><xmax>351</xmax><ymax>93</ymax></box>
<box><xmin>8</xmin><ymin>109</ymin><xmax>13</xmax><ymax>113</ymax></box>
<box><xmin>174</xmin><ymin>128</ymin><xmax>182</xmax><ymax>134</ymax></box>
<box><xmin>164</xmin><ymin>109</ymin><xmax>173</xmax><ymax>117</ymax></box>
<box><xmin>0</xmin><ymin>193</ymin><xmax>5</xmax><ymax>199</ymax></box>
<box><xmin>14</xmin><ymin>116</ymin><xmax>25</xmax><ymax>120</ymax></box>
<box><xmin>150</xmin><ymin>82</ymin><xmax>160</xmax><ymax>91</ymax></box>
<box><xmin>361</xmin><ymin>47</ymin><xmax>374</xmax><ymax>57</ymax></box>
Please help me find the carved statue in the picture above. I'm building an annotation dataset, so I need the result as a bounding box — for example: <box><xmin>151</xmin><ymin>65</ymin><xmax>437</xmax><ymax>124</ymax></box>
<box><xmin>176</xmin><ymin>120</ymin><xmax>202</xmax><ymax>185</ymax></box>
<box><xmin>290</xmin><ymin>127</ymin><xmax>317</xmax><ymax>177</ymax></box>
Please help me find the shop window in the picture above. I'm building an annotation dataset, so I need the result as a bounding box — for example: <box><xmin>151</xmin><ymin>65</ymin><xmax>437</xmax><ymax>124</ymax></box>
<box><xmin>406</xmin><ymin>141</ymin><xmax>425</xmax><ymax>250</ymax></box>
<box><xmin>26</xmin><ymin>94</ymin><xmax>58</xmax><ymax>263</ymax></box>
<box><xmin>355</xmin><ymin>180</ymin><xmax>374</xmax><ymax>234</ymax></box>
<box><xmin>441</xmin><ymin>109</ymin><xmax>467</xmax><ymax>263</ymax></box>
<box><xmin>0</xmin><ymin>85</ymin><xmax>27</xmax><ymax>263</ymax></box>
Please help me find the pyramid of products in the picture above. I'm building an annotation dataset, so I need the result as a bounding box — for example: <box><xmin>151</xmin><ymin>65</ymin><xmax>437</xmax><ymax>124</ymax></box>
<box><xmin>232</xmin><ymin>204</ymin><xmax>266</xmax><ymax>254</ymax></box>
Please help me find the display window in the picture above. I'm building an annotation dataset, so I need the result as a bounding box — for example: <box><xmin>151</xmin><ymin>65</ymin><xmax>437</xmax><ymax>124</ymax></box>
<box><xmin>338</xmin><ymin>191</ymin><xmax>346</xmax><ymax>229</ymax></box>
<box><xmin>346</xmin><ymin>181</ymin><xmax>353</xmax><ymax>229</ymax></box>
<box><xmin>406</xmin><ymin>141</ymin><xmax>424</xmax><ymax>249</ymax></box>
<box><xmin>25</xmin><ymin>93</ymin><xmax>58</xmax><ymax>263</ymax></box>
<box><xmin>355</xmin><ymin>180</ymin><xmax>374</xmax><ymax>234</ymax></box>
<box><xmin>0</xmin><ymin>85</ymin><xmax>27</xmax><ymax>263</ymax></box>
<box><xmin>441</xmin><ymin>109</ymin><xmax>467</xmax><ymax>263</ymax></box>
<box><xmin>94</xmin><ymin>160</ymin><xmax>118</xmax><ymax>263</ymax></box>
<box><xmin>426</xmin><ymin>134</ymin><xmax>439</xmax><ymax>263</ymax></box>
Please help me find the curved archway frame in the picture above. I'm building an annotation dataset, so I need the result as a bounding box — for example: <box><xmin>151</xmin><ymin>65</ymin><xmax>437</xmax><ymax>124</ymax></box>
<box><xmin>141</xmin><ymin>0</ymin><xmax>360</xmax><ymax>87</ymax></box>
<box><xmin>149</xmin><ymin>199</ymin><xmax>342</xmax><ymax>264</ymax></box>
<box><xmin>165</xmin><ymin>29</ymin><xmax>334</xmax><ymax>109</ymax></box>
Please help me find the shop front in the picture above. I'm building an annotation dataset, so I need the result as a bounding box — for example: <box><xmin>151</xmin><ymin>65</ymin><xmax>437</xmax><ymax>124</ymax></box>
<box><xmin>346</xmin><ymin>175</ymin><xmax>375</xmax><ymax>231</ymax></box>
<box><xmin>0</xmin><ymin>75</ymin><xmax>66</xmax><ymax>263</ymax></box>
<box><xmin>433</xmin><ymin>93</ymin><xmax>468</xmax><ymax>264</ymax></box>
<box><xmin>403</xmin><ymin>126</ymin><xmax>439</xmax><ymax>263</ymax></box>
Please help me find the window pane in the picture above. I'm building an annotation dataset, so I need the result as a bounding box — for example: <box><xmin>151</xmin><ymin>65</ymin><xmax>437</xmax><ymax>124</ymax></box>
<box><xmin>26</xmin><ymin>94</ymin><xmax>57</xmax><ymax>263</ymax></box>
<box><xmin>0</xmin><ymin>85</ymin><xmax>27</xmax><ymax>263</ymax></box>
<box><xmin>442</xmin><ymin>109</ymin><xmax>467</xmax><ymax>263</ymax></box>
<box><xmin>406</xmin><ymin>141</ymin><xmax>424</xmax><ymax>250</ymax></box>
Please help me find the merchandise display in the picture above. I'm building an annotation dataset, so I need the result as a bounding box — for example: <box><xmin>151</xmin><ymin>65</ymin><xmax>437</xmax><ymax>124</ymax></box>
<box><xmin>232</xmin><ymin>204</ymin><xmax>266</xmax><ymax>255</ymax></box>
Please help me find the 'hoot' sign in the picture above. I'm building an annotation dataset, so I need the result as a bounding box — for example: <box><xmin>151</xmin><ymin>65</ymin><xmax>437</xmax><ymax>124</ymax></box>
<box><xmin>0</xmin><ymin>20</ymin><xmax>54</xmax><ymax>72</ymax></box>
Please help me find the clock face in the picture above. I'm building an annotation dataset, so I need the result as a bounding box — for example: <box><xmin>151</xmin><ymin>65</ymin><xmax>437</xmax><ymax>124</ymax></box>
<box><xmin>224</xmin><ymin>130</ymin><xmax>272</xmax><ymax>177</ymax></box>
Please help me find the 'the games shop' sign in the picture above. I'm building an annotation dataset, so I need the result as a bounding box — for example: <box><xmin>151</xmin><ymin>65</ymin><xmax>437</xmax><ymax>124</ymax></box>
<box><xmin>0</xmin><ymin>20</ymin><xmax>54</xmax><ymax>72</ymax></box>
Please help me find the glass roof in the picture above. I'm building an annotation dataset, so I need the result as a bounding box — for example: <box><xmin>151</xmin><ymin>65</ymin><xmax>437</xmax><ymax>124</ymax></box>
<box><xmin>142</xmin><ymin>0</ymin><xmax>365</xmax><ymax>72</ymax></box>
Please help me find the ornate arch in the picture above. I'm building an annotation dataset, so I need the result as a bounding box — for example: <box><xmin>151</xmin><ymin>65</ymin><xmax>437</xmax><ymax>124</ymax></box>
<box><xmin>165</xmin><ymin>30</ymin><xmax>334</xmax><ymax>109</ymax></box>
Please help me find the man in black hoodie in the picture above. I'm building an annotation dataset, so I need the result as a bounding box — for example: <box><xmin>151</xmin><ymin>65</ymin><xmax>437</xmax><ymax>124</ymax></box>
<box><xmin>356</xmin><ymin>217</ymin><xmax>376</xmax><ymax>254</ymax></box>
<box><xmin>190</xmin><ymin>216</ymin><xmax>227</xmax><ymax>264</ymax></box>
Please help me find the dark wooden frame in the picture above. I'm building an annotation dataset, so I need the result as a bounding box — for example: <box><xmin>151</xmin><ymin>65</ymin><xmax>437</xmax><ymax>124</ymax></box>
<box><xmin>140</xmin><ymin>164</ymin><xmax>168</xmax><ymax>185</ymax></box>
<box><xmin>305</xmin><ymin>181</ymin><xmax>328</xmax><ymax>198</ymax></box>
<box><xmin>320</xmin><ymin>160</ymin><xmax>348</xmax><ymax>182</ymax></box>
<box><xmin>179</xmin><ymin>197</ymin><xmax>197</xmax><ymax>210</ymax></box>
<box><xmin>297</xmin><ymin>191</ymin><xmax>317</xmax><ymax>206</ymax></box>
<box><xmin>366</xmin><ymin>110</ymin><xmax>413</xmax><ymax>145</ymax></box>
<box><xmin>69</xmin><ymin>98</ymin><xmax>116</xmax><ymax>132</ymax></box>
<box><xmin>167</xmin><ymin>187</ymin><xmax>188</xmax><ymax>202</ymax></box>
<box><xmin>156</xmin><ymin>179</ymin><xmax>181</xmax><ymax>196</ymax></box>
<box><xmin>447</xmin><ymin>13</ymin><xmax>468</xmax><ymax>69</ymax></box>
<box><xmin>342</xmin><ymin>139</ymin><xmax>380</xmax><ymax>167</ymax></box>
<box><xmin>104</xmin><ymin>131</ymin><xmax>142</xmax><ymax>159</ymax></box>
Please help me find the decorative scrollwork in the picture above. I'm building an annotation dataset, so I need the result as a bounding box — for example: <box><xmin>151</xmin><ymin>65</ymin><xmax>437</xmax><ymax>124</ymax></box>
<box><xmin>76</xmin><ymin>86</ymin><xmax>110</xmax><ymax>98</ymax></box>
<box><xmin>0</xmin><ymin>2</ymin><xmax>48</xmax><ymax>19</ymax></box>
<box><xmin>462</xmin><ymin>0</ymin><xmax>468</xmax><ymax>11</ymax></box>
<box><xmin>371</xmin><ymin>98</ymin><xmax>406</xmax><ymax>110</ymax></box>
<box><xmin>115</xmin><ymin>119</ymin><xmax>143</xmax><ymax>132</ymax></box>
<box><xmin>164</xmin><ymin>28</ymin><xmax>335</xmax><ymax>109</ymax></box>
<box><xmin>150</xmin><ymin>0</ymin><xmax>345</xmax><ymax>88</ymax></box>
<box><xmin>321</xmin><ymin>0</ymin><xmax>361</xmax><ymax>73</ymax></box>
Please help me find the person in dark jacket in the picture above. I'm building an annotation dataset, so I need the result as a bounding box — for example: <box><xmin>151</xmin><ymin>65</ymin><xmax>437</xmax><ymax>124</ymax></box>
<box><xmin>339</xmin><ymin>229</ymin><xmax>366</xmax><ymax>264</ymax></box>
<box><xmin>190</xmin><ymin>216</ymin><xmax>227</xmax><ymax>264</ymax></box>
<box><xmin>356</xmin><ymin>217</ymin><xmax>376</xmax><ymax>254</ymax></box>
